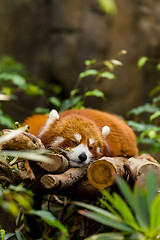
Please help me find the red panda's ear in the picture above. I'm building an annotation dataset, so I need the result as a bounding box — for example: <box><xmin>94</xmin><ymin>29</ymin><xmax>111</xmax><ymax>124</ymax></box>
<box><xmin>38</xmin><ymin>109</ymin><xmax>59</xmax><ymax>137</ymax></box>
<box><xmin>102</xmin><ymin>126</ymin><xmax>110</xmax><ymax>138</ymax></box>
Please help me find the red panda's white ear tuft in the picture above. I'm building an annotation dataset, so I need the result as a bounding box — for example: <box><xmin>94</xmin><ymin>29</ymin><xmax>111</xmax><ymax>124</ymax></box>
<box><xmin>48</xmin><ymin>109</ymin><xmax>59</xmax><ymax>123</ymax></box>
<box><xmin>38</xmin><ymin>109</ymin><xmax>59</xmax><ymax>137</ymax></box>
<box><xmin>102</xmin><ymin>125</ymin><xmax>110</xmax><ymax>138</ymax></box>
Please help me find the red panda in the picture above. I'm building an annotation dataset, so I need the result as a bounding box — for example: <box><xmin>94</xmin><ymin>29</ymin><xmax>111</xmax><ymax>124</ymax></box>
<box><xmin>23</xmin><ymin>109</ymin><xmax>138</xmax><ymax>167</ymax></box>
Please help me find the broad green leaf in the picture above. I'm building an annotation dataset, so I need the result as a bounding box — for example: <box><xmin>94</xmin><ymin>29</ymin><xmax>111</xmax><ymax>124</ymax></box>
<box><xmin>0</xmin><ymin>115</ymin><xmax>14</xmax><ymax>128</ymax></box>
<box><xmin>29</xmin><ymin>210</ymin><xmax>68</xmax><ymax>236</ymax></box>
<box><xmin>79</xmin><ymin>69</ymin><xmax>99</xmax><ymax>78</ymax></box>
<box><xmin>97</xmin><ymin>0</ymin><xmax>117</xmax><ymax>15</ymax></box>
<box><xmin>153</xmin><ymin>95</ymin><xmax>160</xmax><ymax>103</ymax></box>
<box><xmin>70</xmin><ymin>89</ymin><xmax>80</xmax><ymax>98</ymax></box>
<box><xmin>49</xmin><ymin>96</ymin><xmax>61</xmax><ymax>108</ymax></box>
<box><xmin>146</xmin><ymin>170</ymin><xmax>158</xmax><ymax>211</ymax></box>
<box><xmin>15</xmin><ymin>230</ymin><xmax>26</xmax><ymax>240</ymax></box>
<box><xmin>137</xmin><ymin>57</ymin><xmax>148</xmax><ymax>69</ymax></box>
<box><xmin>0</xmin><ymin>229</ymin><xmax>5</xmax><ymax>240</ymax></box>
<box><xmin>128</xmin><ymin>103</ymin><xmax>160</xmax><ymax>116</ymax></box>
<box><xmin>4</xmin><ymin>233</ymin><xmax>16</xmax><ymax>240</ymax></box>
<box><xmin>85</xmin><ymin>59</ymin><xmax>96</xmax><ymax>66</ymax></box>
<box><xmin>150</xmin><ymin>111</ymin><xmax>160</xmax><ymax>122</ymax></box>
<box><xmin>25</xmin><ymin>83</ymin><xmax>44</xmax><ymax>96</ymax></box>
<box><xmin>150</xmin><ymin>196</ymin><xmax>160</xmax><ymax>233</ymax></box>
<box><xmin>149</xmin><ymin>85</ymin><xmax>160</xmax><ymax>97</ymax></box>
<box><xmin>111</xmin><ymin>59</ymin><xmax>123</xmax><ymax>66</ymax></box>
<box><xmin>84</xmin><ymin>89</ymin><xmax>105</xmax><ymax>99</ymax></box>
<box><xmin>34</xmin><ymin>107</ymin><xmax>50</xmax><ymax>113</ymax></box>
<box><xmin>99</xmin><ymin>71</ymin><xmax>116</xmax><ymax>79</ymax></box>
<box><xmin>103</xmin><ymin>60</ymin><xmax>114</xmax><ymax>71</ymax></box>
<box><xmin>156</xmin><ymin>63</ymin><xmax>160</xmax><ymax>71</ymax></box>
<box><xmin>80</xmin><ymin>210</ymin><xmax>135</xmax><ymax>233</ymax></box>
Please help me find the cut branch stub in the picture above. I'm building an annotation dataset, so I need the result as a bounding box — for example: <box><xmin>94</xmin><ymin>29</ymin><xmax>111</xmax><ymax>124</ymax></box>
<box><xmin>1</xmin><ymin>129</ymin><xmax>44</xmax><ymax>150</ymax></box>
<box><xmin>87</xmin><ymin>157</ymin><xmax>126</xmax><ymax>189</ymax></box>
<box><xmin>125</xmin><ymin>156</ymin><xmax>160</xmax><ymax>188</ymax></box>
<box><xmin>38</xmin><ymin>153</ymin><xmax>69</xmax><ymax>173</ymax></box>
<box><xmin>41</xmin><ymin>166</ymin><xmax>87</xmax><ymax>191</ymax></box>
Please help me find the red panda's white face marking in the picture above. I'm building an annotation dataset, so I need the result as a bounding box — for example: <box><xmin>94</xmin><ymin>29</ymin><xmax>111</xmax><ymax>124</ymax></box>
<box><xmin>39</xmin><ymin>109</ymin><xmax>111</xmax><ymax>167</ymax></box>
<box><xmin>66</xmin><ymin>142</ymin><xmax>93</xmax><ymax>167</ymax></box>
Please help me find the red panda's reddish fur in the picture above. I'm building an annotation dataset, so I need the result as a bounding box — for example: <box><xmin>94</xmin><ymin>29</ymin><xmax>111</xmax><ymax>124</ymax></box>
<box><xmin>23</xmin><ymin>109</ymin><xmax>138</xmax><ymax>158</ymax></box>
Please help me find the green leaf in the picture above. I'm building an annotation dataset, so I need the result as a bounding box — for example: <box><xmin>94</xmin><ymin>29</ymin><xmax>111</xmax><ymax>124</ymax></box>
<box><xmin>80</xmin><ymin>210</ymin><xmax>135</xmax><ymax>233</ymax></box>
<box><xmin>156</xmin><ymin>63</ymin><xmax>160</xmax><ymax>71</ymax></box>
<box><xmin>146</xmin><ymin>170</ymin><xmax>158</xmax><ymax>211</ymax></box>
<box><xmin>0</xmin><ymin>229</ymin><xmax>5</xmax><ymax>240</ymax></box>
<box><xmin>97</xmin><ymin>0</ymin><xmax>117</xmax><ymax>15</ymax></box>
<box><xmin>85</xmin><ymin>59</ymin><xmax>96</xmax><ymax>66</ymax></box>
<box><xmin>84</xmin><ymin>89</ymin><xmax>105</xmax><ymax>99</ymax></box>
<box><xmin>150</xmin><ymin>111</ymin><xmax>160</xmax><ymax>122</ymax></box>
<box><xmin>149</xmin><ymin>85</ymin><xmax>160</xmax><ymax>97</ymax></box>
<box><xmin>4</xmin><ymin>233</ymin><xmax>16</xmax><ymax>240</ymax></box>
<box><xmin>128</xmin><ymin>103</ymin><xmax>160</xmax><ymax>116</ymax></box>
<box><xmin>115</xmin><ymin>177</ymin><xmax>136</xmax><ymax>213</ymax></box>
<box><xmin>153</xmin><ymin>95</ymin><xmax>160</xmax><ymax>103</ymax></box>
<box><xmin>137</xmin><ymin>56</ymin><xmax>148</xmax><ymax>69</ymax></box>
<box><xmin>15</xmin><ymin>230</ymin><xmax>26</xmax><ymax>240</ymax></box>
<box><xmin>34</xmin><ymin>107</ymin><xmax>50</xmax><ymax>114</ymax></box>
<box><xmin>29</xmin><ymin>210</ymin><xmax>68</xmax><ymax>236</ymax></box>
<box><xmin>150</xmin><ymin>196</ymin><xmax>160</xmax><ymax>233</ymax></box>
<box><xmin>75</xmin><ymin>201</ymin><xmax>120</xmax><ymax>221</ymax></box>
<box><xmin>99</xmin><ymin>71</ymin><xmax>116</xmax><ymax>79</ymax></box>
<box><xmin>111</xmin><ymin>59</ymin><xmax>123</xmax><ymax>66</ymax></box>
<box><xmin>70</xmin><ymin>89</ymin><xmax>80</xmax><ymax>98</ymax></box>
<box><xmin>111</xmin><ymin>193</ymin><xmax>140</xmax><ymax>231</ymax></box>
<box><xmin>49</xmin><ymin>97</ymin><xmax>61</xmax><ymax>108</ymax></box>
<box><xmin>86</xmin><ymin>232</ymin><xmax>124</xmax><ymax>240</ymax></box>
<box><xmin>133</xmin><ymin>185</ymin><xmax>150</xmax><ymax>229</ymax></box>
<box><xmin>79</xmin><ymin>69</ymin><xmax>99</xmax><ymax>78</ymax></box>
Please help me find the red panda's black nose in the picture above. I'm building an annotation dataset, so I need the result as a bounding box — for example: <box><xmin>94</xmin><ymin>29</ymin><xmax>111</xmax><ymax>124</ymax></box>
<box><xmin>78</xmin><ymin>152</ymin><xmax>87</xmax><ymax>162</ymax></box>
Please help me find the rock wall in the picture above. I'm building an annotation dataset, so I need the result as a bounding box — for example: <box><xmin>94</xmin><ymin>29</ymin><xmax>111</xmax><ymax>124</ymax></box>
<box><xmin>0</xmin><ymin>0</ymin><xmax>159</xmax><ymax>120</ymax></box>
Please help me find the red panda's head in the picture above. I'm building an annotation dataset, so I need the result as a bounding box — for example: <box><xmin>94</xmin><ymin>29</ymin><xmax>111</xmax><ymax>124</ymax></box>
<box><xmin>39</xmin><ymin>109</ymin><xmax>110</xmax><ymax>167</ymax></box>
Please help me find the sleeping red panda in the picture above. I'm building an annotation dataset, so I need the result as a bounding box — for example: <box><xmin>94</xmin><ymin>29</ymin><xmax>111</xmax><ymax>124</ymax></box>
<box><xmin>23</xmin><ymin>109</ymin><xmax>138</xmax><ymax>167</ymax></box>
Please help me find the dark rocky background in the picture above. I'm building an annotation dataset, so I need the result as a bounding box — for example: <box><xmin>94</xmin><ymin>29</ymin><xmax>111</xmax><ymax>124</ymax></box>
<box><xmin>0</xmin><ymin>0</ymin><xmax>159</xmax><ymax>121</ymax></box>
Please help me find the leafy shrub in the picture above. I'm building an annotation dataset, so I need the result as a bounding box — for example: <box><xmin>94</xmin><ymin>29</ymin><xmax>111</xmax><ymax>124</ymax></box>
<box><xmin>76</xmin><ymin>171</ymin><xmax>160</xmax><ymax>240</ymax></box>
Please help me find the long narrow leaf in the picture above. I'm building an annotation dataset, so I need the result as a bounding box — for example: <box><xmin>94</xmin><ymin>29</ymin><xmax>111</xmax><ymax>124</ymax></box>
<box><xmin>133</xmin><ymin>185</ymin><xmax>150</xmax><ymax>230</ymax></box>
<box><xmin>74</xmin><ymin>201</ymin><xmax>120</xmax><ymax>221</ymax></box>
<box><xmin>146</xmin><ymin>170</ymin><xmax>158</xmax><ymax>211</ymax></box>
<box><xmin>150</xmin><ymin>196</ymin><xmax>160</xmax><ymax>234</ymax></box>
<box><xmin>80</xmin><ymin>210</ymin><xmax>135</xmax><ymax>233</ymax></box>
<box><xmin>86</xmin><ymin>232</ymin><xmax>124</xmax><ymax>240</ymax></box>
<box><xmin>111</xmin><ymin>193</ymin><xmax>141</xmax><ymax>231</ymax></box>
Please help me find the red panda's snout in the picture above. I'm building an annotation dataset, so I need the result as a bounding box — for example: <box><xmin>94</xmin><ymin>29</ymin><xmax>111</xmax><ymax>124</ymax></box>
<box><xmin>65</xmin><ymin>142</ymin><xmax>93</xmax><ymax>167</ymax></box>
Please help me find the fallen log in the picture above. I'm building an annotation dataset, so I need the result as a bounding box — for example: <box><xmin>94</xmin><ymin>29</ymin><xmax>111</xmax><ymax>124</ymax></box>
<box><xmin>87</xmin><ymin>157</ymin><xmax>127</xmax><ymax>189</ymax></box>
<box><xmin>125</xmin><ymin>154</ymin><xmax>160</xmax><ymax>188</ymax></box>
<box><xmin>40</xmin><ymin>166</ymin><xmax>87</xmax><ymax>191</ymax></box>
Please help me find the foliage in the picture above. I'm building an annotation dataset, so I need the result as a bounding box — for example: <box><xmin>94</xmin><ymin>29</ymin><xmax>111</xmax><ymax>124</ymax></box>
<box><xmin>0</xmin><ymin>185</ymin><xmax>68</xmax><ymax>240</ymax></box>
<box><xmin>0</xmin><ymin>55</ymin><xmax>44</xmax><ymax>128</ymax></box>
<box><xmin>97</xmin><ymin>0</ymin><xmax>117</xmax><ymax>15</ymax></box>
<box><xmin>127</xmin><ymin>86</ymin><xmax>160</xmax><ymax>156</ymax></box>
<box><xmin>76</xmin><ymin>171</ymin><xmax>160</xmax><ymax>240</ymax></box>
